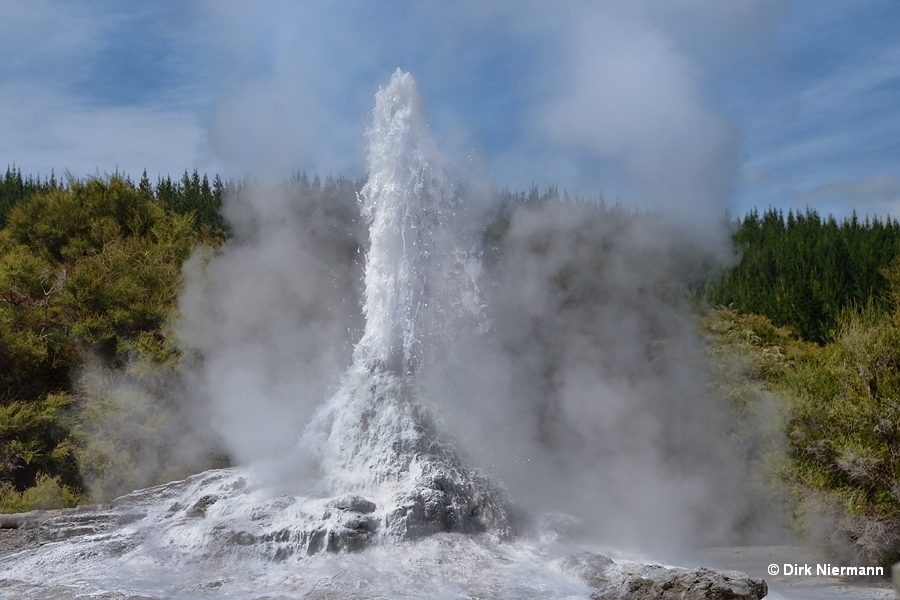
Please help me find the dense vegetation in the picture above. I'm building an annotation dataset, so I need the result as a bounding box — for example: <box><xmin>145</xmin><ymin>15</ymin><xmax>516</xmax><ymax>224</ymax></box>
<box><xmin>782</xmin><ymin>299</ymin><xmax>900</xmax><ymax>565</ymax></box>
<box><xmin>708</xmin><ymin>207</ymin><xmax>900</xmax><ymax>342</ymax></box>
<box><xmin>0</xmin><ymin>169</ymin><xmax>368</xmax><ymax>509</ymax></box>
<box><xmin>704</xmin><ymin>209</ymin><xmax>900</xmax><ymax>564</ymax></box>
<box><xmin>0</xmin><ymin>171</ymin><xmax>226</xmax><ymax>509</ymax></box>
<box><xmin>0</xmin><ymin>167</ymin><xmax>60</xmax><ymax>229</ymax></box>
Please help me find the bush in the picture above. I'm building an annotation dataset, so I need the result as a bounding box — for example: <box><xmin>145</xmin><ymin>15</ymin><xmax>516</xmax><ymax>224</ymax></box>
<box><xmin>699</xmin><ymin>307</ymin><xmax>814</xmax><ymax>542</ymax></box>
<box><xmin>0</xmin><ymin>393</ymin><xmax>80</xmax><ymax>491</ymax></box>
<box><xmin>701</xmin><ymin>303</ymin><xmax>900</xmax><ymax>564</ymax></box>
<box><xmin>780</xmin><ymin>305</ymin><xmax>900</xmax><ymax>565</ymax></box>
<box><xmin>0</xmin><ymin>473</ymin><xmax>82</xmax><ymax>513</ymax></box>
<box><xmin>0</xmin><ymin>174</ymin><xmax>217</xmax><ymax>500</ymax></box>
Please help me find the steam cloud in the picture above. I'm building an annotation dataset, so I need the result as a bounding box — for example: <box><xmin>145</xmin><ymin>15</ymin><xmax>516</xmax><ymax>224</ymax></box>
<box><xmin>177</xmin><ymin>178</ymin><xmax>366</xmax><ymax>465</ymax></box>
<box><xmin>201</xmin><ymin>1</ymin><xmax>780</xmax><ymax>235</ymax></box>
<box><xmin>177</xmin><ymin>138</ymin><xmax>766</xmax><ymax>560</ymax></box>
<box><xmin>421</xmin><ymin>200</ymin><xmax>750</xmax><ymax>552</ymax></box>
<box><xmin>174</xmin><ymin>0</ymin><xmax>786</xmax><ymax>556</ymax></box>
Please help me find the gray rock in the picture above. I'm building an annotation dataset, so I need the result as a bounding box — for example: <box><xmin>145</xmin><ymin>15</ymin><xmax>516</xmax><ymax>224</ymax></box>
<box><xmin>560</xmin><ymin>552</ymin><xmax>768</xmax><ymax>600</ymax></box>
<box><xmin>186</xmin><ymin>494</ymin><xmax>218</xmax><ymax>518</ymax></box>
<box><xmin>327</xmin><ymin>495</ymin><xmax>376</xmax><ymax>513</ymax></box>
<box><xmin>37</xmin><ymin>511</ymin><xmax>119</xmax><ymax>543</ymax></box>
<box><xmin>559</xmin><ymin>552</ymin><xmax>616</xmax><ymax>588</ymax></box>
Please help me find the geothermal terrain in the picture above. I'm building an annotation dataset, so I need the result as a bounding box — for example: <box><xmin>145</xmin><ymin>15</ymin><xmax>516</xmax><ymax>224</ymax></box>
<box><xmin>1</xmin><ymin>72</ymin><xmax>887</xmax><ymax>599</ymax></box>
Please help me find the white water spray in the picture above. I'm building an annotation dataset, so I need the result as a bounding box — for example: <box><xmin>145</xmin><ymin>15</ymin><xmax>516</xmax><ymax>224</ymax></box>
<box><xmin>355</xmin><ymin>70</ymin><xmax>480</xmax><ymax>377</ymax></box>
<box><xmin>357</xmin><ymin>70</ymin><xmax>446</xmax><ymax>375</ymax></box>
<box><xmin>295</xmin><ymin>70</ymin><xmax>509</xmax><ymax>539</ymax></box>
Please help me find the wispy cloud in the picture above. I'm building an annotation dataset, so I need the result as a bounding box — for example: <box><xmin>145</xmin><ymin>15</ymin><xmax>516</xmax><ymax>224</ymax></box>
<box><xmin>0</xmin><ymin>1</ymin><xmax>103</xmax><ymax>81</ymax></box>
<box><xmin>0</xmin><ymin>81</ymin><xmax>213</xmax><ymax>179</ymax></box>
<box><xmin>795</xmin><ymin>175</ymin><xmax>900</xmax><ymax>217</ymax></box>
<box><xmin>744</xmin><ymin>41</ymin><xmax>900</xmax><ymax>176</ymax></box>
<box><xmin>1</xmin><ymin>2</ymin><xmax>221</xmax><ymax>179</ymax></box>
<box><xmin>735</xmin><ymin>1</ymin><xmax>900</xmax><ymax>218</ymax></box>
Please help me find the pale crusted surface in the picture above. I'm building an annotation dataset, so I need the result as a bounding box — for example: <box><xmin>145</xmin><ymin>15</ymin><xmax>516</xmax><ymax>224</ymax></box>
<box><xmin>0</xmin><ymin>523</ymin><xmax>38</xmax><ymax>557</ymax></box>
<box><xmin>0</xmin><ymin>509</ymin><xmax>62</xmax><ymax>557</ymax></box>
<box><xmin>3</xmin><ymin>513</ymin><xmax>894</xmax><ymax>600</ymax></box>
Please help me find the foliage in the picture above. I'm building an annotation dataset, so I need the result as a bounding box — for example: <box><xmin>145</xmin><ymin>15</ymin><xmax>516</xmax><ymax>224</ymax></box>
<box><xmin>779</xmin><ymin>299</ymin><xmax>900</xmax><ymax>565</ymax></box>
<box><xmin>708</xmin><ymin>208</ymin><xmax>900</xmax><ymax>342</ymax></box>
<box><xmin>700</xmin><ymin>306</ymin><xmax>816</xmax><ymax>384</ymax></box>
<box><xmin>0</xmin><ymin>174</ymin><xmax>219</xmax><ymax>501</ymax></box>
<box><xmin>152</xmin><ymin>169</ymin><xmax>229</xmax><ymax>235</ymax></box>
<box><xmin>699</xmin><ymin>307</ymin><xmax>817</xmax><ymax>540</ymax></box>
<box><xmin>72</xmin><ymin>364</ymin><xmax>226</xmax><ymax>503</ymax></box>
<box><xmin>0</xmin><ymin>166</ymin><xmax>60</xmax><ymax>229</ymax></box>
<box><xmin>0</xmin><ymin>394</ymin><xmax>79</xmax><ymax>491</ymax></box>
<box><xmin>0</xmin><ymin>168</ymin><xmax>369</xmax><ymax>507</ymax></box>
<box><xmin>703</xmin><ymin>290</ymin><xmax>900</xmax><ymax>565</ymax></box>
<box><xmin>0</xmin><ymin>473</ymin><xmax>82</xmax><ymax>513</ymax></box>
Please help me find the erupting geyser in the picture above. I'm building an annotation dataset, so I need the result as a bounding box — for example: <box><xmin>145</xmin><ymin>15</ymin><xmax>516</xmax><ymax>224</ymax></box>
<box><xmin>295</xmin><ymin>69</ymin><xmax>512</xmax><ymax>545</ymax></box>
<box><xmin>357</xmin><ymin>68</ymin><xmax>451</xmax><ymax>376</ymax></box>
<box><xmin>0</xmin><ymin>71</ymin><xmax>769</xmax><ymax>600</ymax></box>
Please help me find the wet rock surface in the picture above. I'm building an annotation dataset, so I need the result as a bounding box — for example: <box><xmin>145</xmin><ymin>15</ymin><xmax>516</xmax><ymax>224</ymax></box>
<box><xmin>0</xmin><ymin>514</ymin><xmax>45</xmax><ymax>557</ymax></box>
<box><xmin>0</xmin><ymin>459</ymin><xmax>505</xmax><ymax>567</ymax></box>
<box><xmin>327</xmin><ymin>495</ymin><xmax>376</xmax><ymax>513</ymax></box>
<box><xmin>561</xmin><ymin>551</ymin><xmax>768</xmax><ymax>600</ymax></box>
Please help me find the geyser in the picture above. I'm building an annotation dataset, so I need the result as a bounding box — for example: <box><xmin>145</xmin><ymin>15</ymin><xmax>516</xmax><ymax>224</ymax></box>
<box><xmin>0</xmin><ymin>71</ymin><xmax>769</xmax><ymax>600</ymax></box>
<box><xmin>294</xmin><ymin>69</ymin><xmax>512</xmax><ymax>544</ymax></box>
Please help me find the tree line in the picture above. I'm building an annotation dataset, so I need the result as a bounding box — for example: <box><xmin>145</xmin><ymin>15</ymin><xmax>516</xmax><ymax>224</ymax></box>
<box><xmin>1</xmin><ymin>166</ymin><xmax>229</xmax><ymax>235</ymax></box>
<box><xmin>707</xmin><ymin>207</ymin><xmax>900</xmax><ymax>342</ymax></box>
<box><xmin>702</xmin><ymin>207</ymin><xmax>900</xmax><ymax>565</ymax></box>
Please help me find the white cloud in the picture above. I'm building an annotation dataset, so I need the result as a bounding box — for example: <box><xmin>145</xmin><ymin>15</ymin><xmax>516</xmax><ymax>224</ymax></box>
<box><xmin>0</xmin><ymin>3</ymin><xmax>223</xmax><ymax>179</ymax></box>
<box><xmin>746</xmin><ymin>42</ymin><xmax>900</xmax><ymax>177</ymax></box>
<box><xmin>0</xmin><ymin>82</ymin><xmax>215</xmax><ymax>179</ymax></box>
<box><xmin>734</xmin><ymin>6</ymin><xmax>900</xmax><ymax>217</ymax></box>
<box><xmin>0</xmin><ymin>1</ymin><xmax>104</xmax><ymax>77</ymax></box>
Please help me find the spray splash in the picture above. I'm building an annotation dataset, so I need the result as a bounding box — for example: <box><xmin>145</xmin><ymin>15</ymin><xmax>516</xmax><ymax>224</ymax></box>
<box><xmin>355</xmin><ymin>70</ymin><xmax>482</xmax><ymax>377</ymax></box>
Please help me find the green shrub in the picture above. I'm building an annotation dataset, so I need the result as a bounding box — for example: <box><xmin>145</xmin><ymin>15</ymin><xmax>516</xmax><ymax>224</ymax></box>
<box><xmin>0</xmin><ymin>393</ymin><xmax>80</xmax><ymax>491</ymax></box>
<box><xmin>780</xmin><ymin>305</ymin><xmax>900</xmax><ymax>564</ymax></box>
<box><xmin>0</xmin><ymin>473</ymin><xmax>82</xmax><ymax>513</ymax></box>
<box><xmin>704</xmin><ymin>303</ymin><xmax>900</xmax><ymax>565</ymax></box>
<box><xmin>699</xmin><ymin>307</ymin><xmax>814</xmax><ymax>541</ymax></box>
<box><xmin>0</xmin><ymin>174</ymin><xmax>217</xmax><ymax>501</ymax></box>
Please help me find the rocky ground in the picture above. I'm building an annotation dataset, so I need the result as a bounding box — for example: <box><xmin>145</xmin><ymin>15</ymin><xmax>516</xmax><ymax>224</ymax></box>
<box><xmin>1</xmin><ymin>507</ymin><xmax>895</xmax><ymax>599</ymax></box>
<box><xmin>0</xmin><ymin>506</ymin><xmax>758</xmax><ymax>599</ymax></box>
<box><xmin>0</xmin><ymin>509</ymin><xmax>59</xmax><ymax>555</ymax></box>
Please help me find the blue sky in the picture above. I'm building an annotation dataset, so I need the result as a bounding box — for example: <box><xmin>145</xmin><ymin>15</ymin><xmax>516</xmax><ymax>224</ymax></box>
<box><xmin>1</xmin><ymin>0</ymin><xmax>898</xmax><ymax>220</ymax></box>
